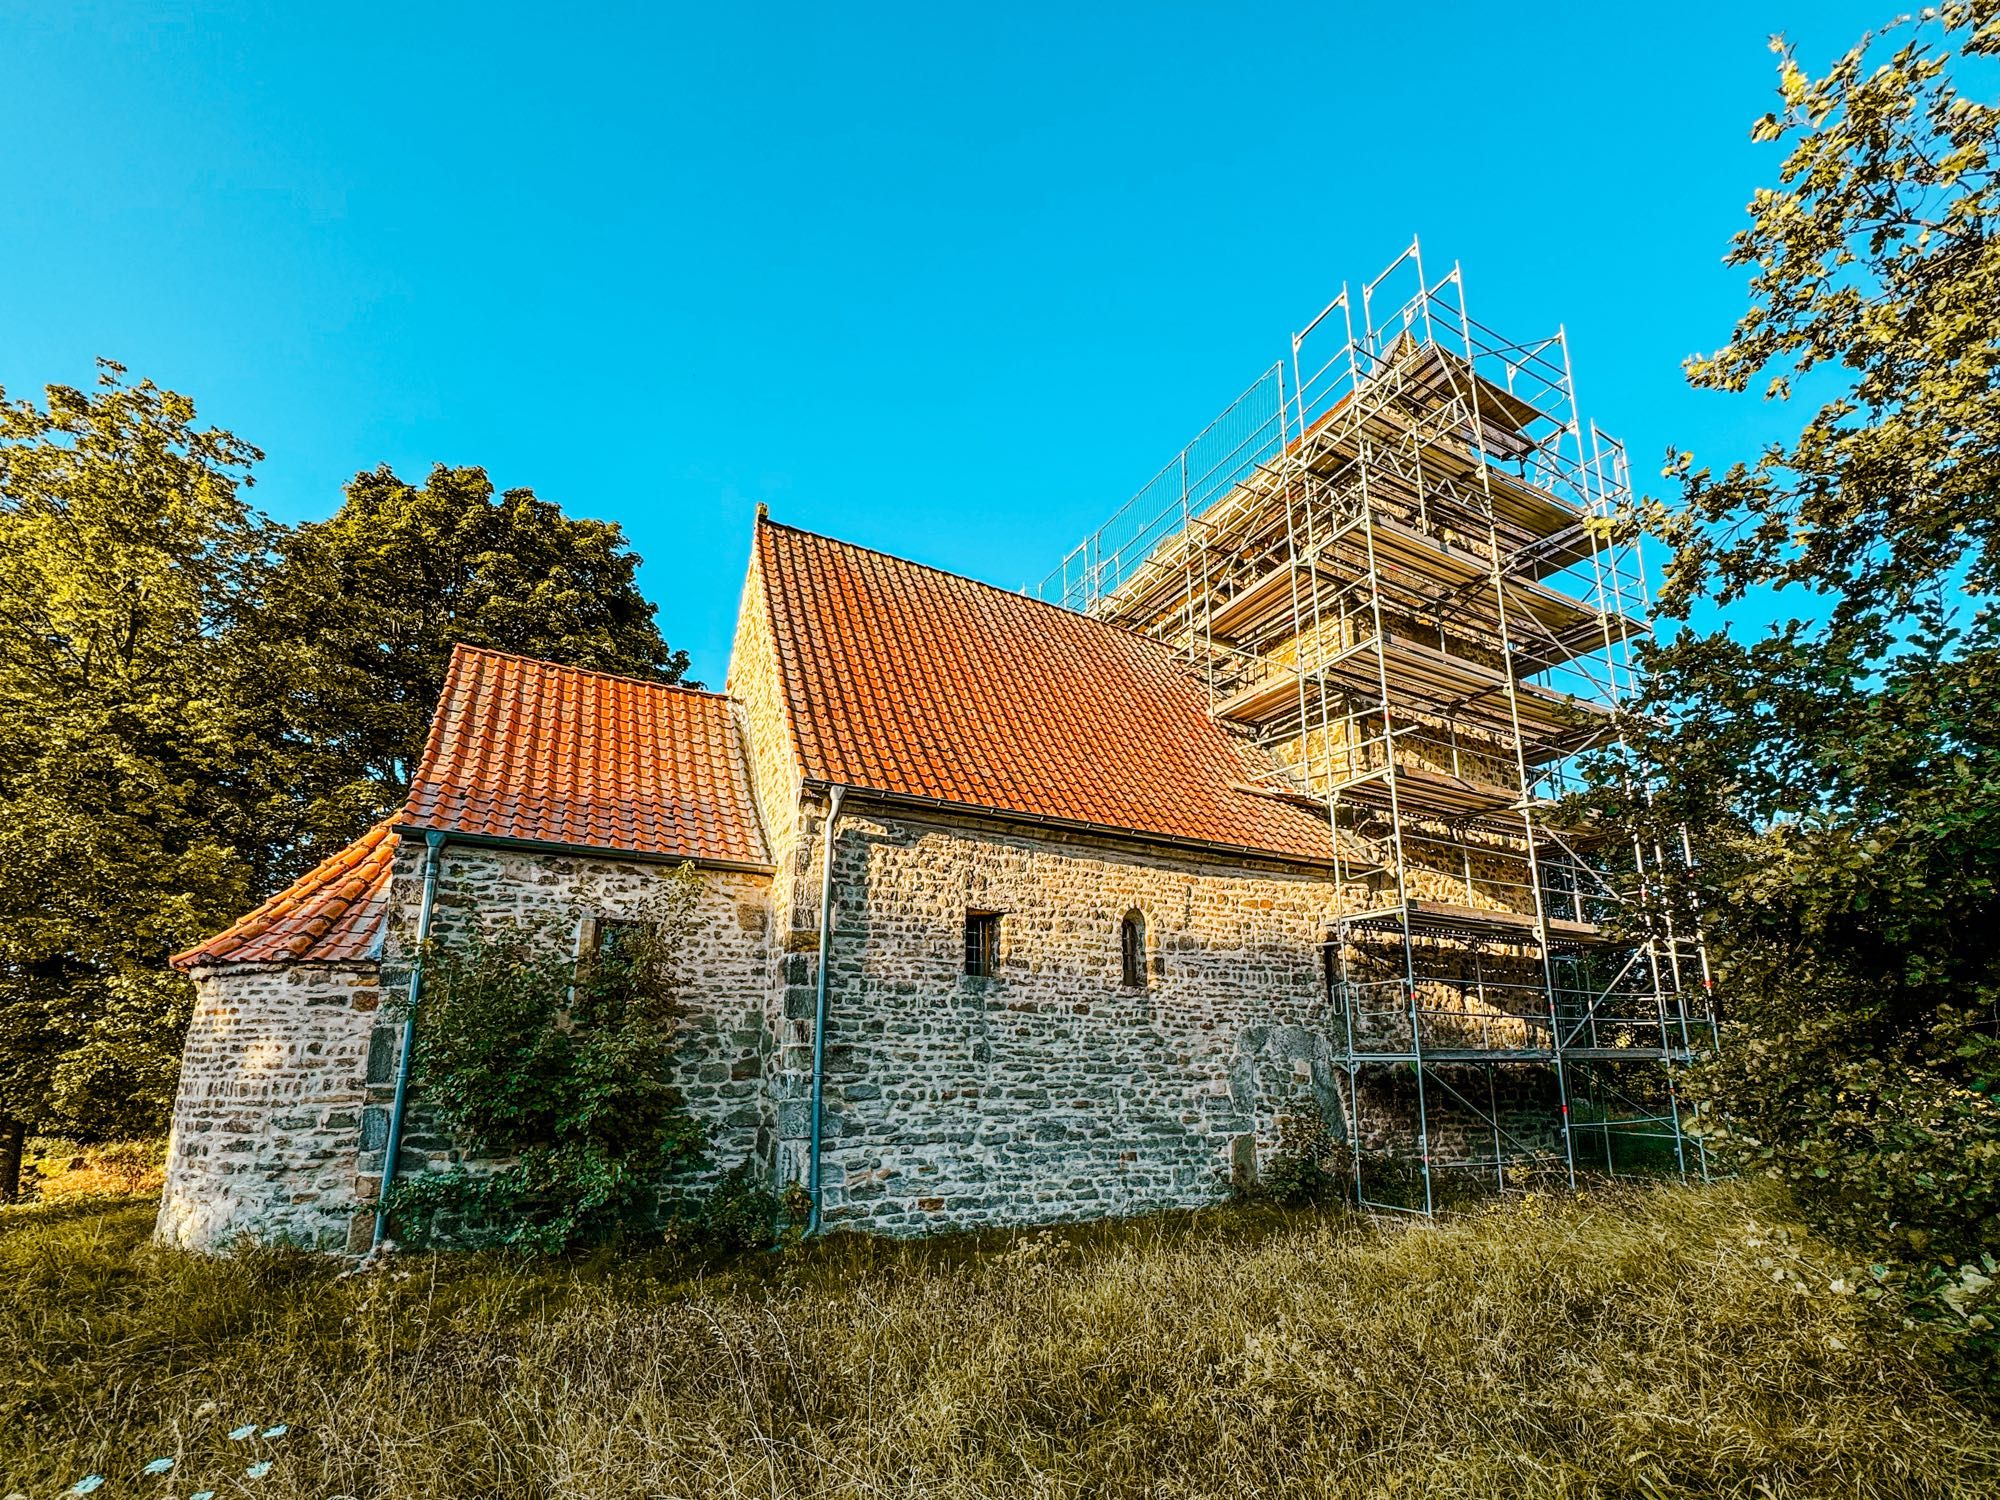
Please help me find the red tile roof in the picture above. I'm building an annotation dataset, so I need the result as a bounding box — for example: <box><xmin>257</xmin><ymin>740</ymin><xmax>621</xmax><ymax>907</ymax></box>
<box><xmin>752</xmin><ymin>519</ymin><xmax>1335</xmax><ymax>864</ymax></box>
<box><xmin>172</xmin><ymin>821</ymin><xmax>398</xmax><ymax>970</ymax></box>
<box><xmin>397</xmin><ymin>646</ymin><xmax>770</xmax><ymax>869</ymax></box>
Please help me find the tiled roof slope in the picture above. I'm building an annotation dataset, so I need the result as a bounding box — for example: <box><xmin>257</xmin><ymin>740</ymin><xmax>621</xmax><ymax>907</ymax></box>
<box><xmin>398</xmin><ymin>646</ymin><xmax>770</xmax><ymax>869</ymax></box>
<box><xmin>172</xmin><ymin>821</ymin><xmax>398</xmax><ymax>970</ymax></box>
<box><xmin>753</xmin><ymin>519</ymin><xmax>1335</xmax><ymax>864</ymax></box>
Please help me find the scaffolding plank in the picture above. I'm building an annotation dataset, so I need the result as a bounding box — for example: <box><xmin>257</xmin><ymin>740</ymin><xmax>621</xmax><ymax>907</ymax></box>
<box><xmin>1351</xmin><ymin>635</ymin><xmax>1610</xmax><ymax>742</ymax></box>
<box><xmin>1330</xmin><ymin>763</ymin><xmax>1522</xmax><ymax>818</ymax></box>
<box><xmin>1206</xmin><ymin>555</ymin><xmax>1342</xmax><ymax>638</ymax></box>
<box><xmin>1337</xmin><ymin>898</ymin><xmax>1608</xmax><ymax>945</ymax></box>
<box><xmin>1212</xmin><ymin>633</ymin><xmax>1610</xmax><ymax>746</ymax></box>
<box><xmin>1546</xmin><ymin>915</ymin><xmax>1614</xmax><ymax>945</ymax></box>
<box><xmin>1347</xmin><ymin>512</ymin><xmax>1646</xmax><ymax>648</ymax></box>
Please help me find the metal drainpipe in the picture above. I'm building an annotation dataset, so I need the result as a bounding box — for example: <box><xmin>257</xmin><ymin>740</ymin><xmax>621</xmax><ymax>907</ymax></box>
<box><xmin>806</xmin><ymin>784</ymin><xmax>847</xmax><ymax>1234</ymax></box>
<box><xmin>371</xmin><ymin>829</ymin><xmax>447</xmax><ymax>1252</ymax></box>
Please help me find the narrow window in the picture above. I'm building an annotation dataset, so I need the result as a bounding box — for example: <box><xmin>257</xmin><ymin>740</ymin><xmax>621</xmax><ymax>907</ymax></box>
<box><xmin>1120</xmin><ymin>910</ymin><xmax>1147</xmax><ymax>989</ymax></box>
<box><xmin>595</xmin><ymin>918</ymin><xmax>650</xmax><ymax>962</ymax></box>
<box><xmin>1320</xmin><ymin>932</ymin><xmax>1340</xmax><ymax>1005</ymax></box>
<box><xmin>576</xmin><ymin>915</ymin><xmax>649</xmax><ymax>976</ymax></box>
<box><xmin>963</xmin><ymin>911</ymin><xmax>1001</xmax><ymax>978</ymax></box>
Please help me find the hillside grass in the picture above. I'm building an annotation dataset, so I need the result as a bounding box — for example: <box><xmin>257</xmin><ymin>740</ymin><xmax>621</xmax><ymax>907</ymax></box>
<box><xmin>3</xmin><ymin>1182</ymin><xmax>1996</xmax><ymax>1499</ymax></box>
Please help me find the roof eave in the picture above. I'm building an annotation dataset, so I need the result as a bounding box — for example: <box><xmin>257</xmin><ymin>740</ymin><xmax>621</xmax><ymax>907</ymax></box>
<box><xmin>800</xmin><ymin>780</ymin><xmax>1335</xmax><ymax>871</ymax></box>
<box><xmin>389</xmin><ymin>823</ymin><xmax>777</xmax><ymax>877</ymax></box>
<box><xmin>173</xmin><ymin>952</ymin><xmax>378</xmax><ymax>975</ymax></box>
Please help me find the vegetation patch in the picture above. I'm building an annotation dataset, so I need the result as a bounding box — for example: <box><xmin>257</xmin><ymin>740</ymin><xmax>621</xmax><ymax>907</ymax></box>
<box><xmin>386</xmin><ymin>866</ymin><xmax>770</xmax><ymax>1253</ymax></box>
<box><xmin>4</xmin><ymin>1181</ymin><xmax>1997</xmax><ymax>1498</ymax></box>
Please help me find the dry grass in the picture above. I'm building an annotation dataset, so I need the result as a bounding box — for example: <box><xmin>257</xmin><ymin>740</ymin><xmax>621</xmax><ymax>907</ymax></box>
<box><xmin>2</xmin><ymin>1181</ymin><xmax>1995</xmax><ymax>1498</ymax></box>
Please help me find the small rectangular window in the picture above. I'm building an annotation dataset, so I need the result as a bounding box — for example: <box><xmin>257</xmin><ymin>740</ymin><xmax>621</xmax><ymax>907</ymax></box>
<box><xmin>577</xmin><ymin>915</ymin><xmax>650</xmax><ymax>973</ymax></box>
<box><xmin>963</xmin><ymin>911</ymin><xmax>1000</xmax><ymax>977</ymax></box>
<box><xmin>596</xmin><ymin>918</ymin><xmax>650</xmax><ymax>961</ymax></box>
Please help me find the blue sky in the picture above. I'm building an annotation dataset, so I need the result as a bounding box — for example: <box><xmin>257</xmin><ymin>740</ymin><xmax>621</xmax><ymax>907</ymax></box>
<box><xmin>1</xmin><ymin>1</ymin><xmax>1895</xmax><ymax>682</ymax></box>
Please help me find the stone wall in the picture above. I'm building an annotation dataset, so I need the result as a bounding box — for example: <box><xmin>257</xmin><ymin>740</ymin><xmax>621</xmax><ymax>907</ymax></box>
<box><xmin>724</xmin><ymin>546</ymin><xmax>813</xmax><ymax>1191</ymax></box>
<box><xmin>725</xmin><ymin>541</ymin><xmax>803</xmax><ymax>863</ymax></box>
<box><xmin>356</xmin><ymin>842</ymin><xmax>779</xmax><ymax>1243</ymax></box>
<box><xmin>780</xmin><ymin>800</ymin><xmax>1376</xmax><ymax>1235</ymax></box>
<box><xmin>156</xmin><ymin>960</ymin><xmax>380</xmax><ymax>1251</ymax></box>
<box><xmin>157</xmin><ymin>767</ymin><xmax>1585</xmax><ymax>1246</ymax></box>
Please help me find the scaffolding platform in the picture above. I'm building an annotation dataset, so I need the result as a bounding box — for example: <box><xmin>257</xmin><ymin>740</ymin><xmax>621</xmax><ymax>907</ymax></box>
<box><xmin>1214</xmin><ymin>631</ymin><xmax>1612</xmax><ymax>744</ymax></box>
<box><xmin>1337</xmin><ymin>898</ymin><xmax>1611</xmax><ymax>945</ymax></box>
<box><xmin>1328</xmin><ymin>763</ymin><xmax>1522</xmax><ymax>819</ymax></box>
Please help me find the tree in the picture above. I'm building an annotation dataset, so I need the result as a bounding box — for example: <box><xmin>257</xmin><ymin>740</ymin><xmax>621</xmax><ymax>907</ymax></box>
<box><xmin>1612</xmin><ymin>3</ymin><xmax>2000</xmax><ymax>1283</ymax></box>
<box><xmin>243</xmin><ymin>464</ymin><xmax>689</xmax><ymax>871</ymax></box>
<box><xmin>0</xmin><ymin>364</ymin><xmax>267</xmax><ymax>1188</ymax></box>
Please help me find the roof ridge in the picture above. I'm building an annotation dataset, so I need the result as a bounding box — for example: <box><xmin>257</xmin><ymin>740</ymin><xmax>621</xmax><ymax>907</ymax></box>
<box><xmin>445</xmin><ymin>642</ymin><xmax>728</xmax><ymax>699</ymax></box>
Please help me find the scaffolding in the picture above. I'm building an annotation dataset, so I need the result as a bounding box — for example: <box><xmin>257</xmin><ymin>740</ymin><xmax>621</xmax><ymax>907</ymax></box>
<box><xmin>1039</xmin><ymin>240</ymin><xmax>1718</xmax><ymax>1214</ymax></box>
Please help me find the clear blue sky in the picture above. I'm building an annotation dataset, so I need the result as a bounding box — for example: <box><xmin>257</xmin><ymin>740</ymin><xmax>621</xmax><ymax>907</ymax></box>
<box><xmin>2</xmin><ymin>1</ymin><xmax>1892</xmax><ymax>682</ymax></box>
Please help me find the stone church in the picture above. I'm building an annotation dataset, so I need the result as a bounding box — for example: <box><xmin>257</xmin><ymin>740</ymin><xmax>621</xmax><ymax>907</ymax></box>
<box><xmin>158</xmin><ymin>299</ymin><xmax>1712</xmax><ymax>1251</ymax></box>
<box><xmin>158</xmin><ymin>514</ymin><xmax>1365</xmax><ymax>1251</ymax></box>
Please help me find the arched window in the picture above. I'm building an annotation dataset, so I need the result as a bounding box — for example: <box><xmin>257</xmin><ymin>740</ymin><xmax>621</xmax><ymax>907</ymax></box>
<box><xmin>1120</xmin><ymin>910</ymin><xmax>1147</xmax><ymax>989</ymax></box>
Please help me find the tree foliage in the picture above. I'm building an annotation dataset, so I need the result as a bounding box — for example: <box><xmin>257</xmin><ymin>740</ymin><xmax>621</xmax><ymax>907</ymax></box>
<box><xmin>1615</xmin><ymin>4</ymin><xmax>2000</xmax><ymax>1283</ymax></box>
<box><xmin>0</xmin><ymin>364</ymin><xmax>266</xmax><ymax>1169</ymax></box>
<box><xmin>243</xmin><ymin>464</ymin><xmax>689</xmax><ymax>871</ymax></box>
<box><xmin>0</xmin><ymin>373</ymin><xmax>690</xmax><ymax>1166</ymax></box>
<box><xmin>389</xmin><ymin>867</ymin><xmax>710</xmax><ymax>1252</ymax></box>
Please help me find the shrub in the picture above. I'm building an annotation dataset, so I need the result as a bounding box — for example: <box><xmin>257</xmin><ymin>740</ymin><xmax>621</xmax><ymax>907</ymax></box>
<box><xmin>1256</xmin><ymin>1107</ymin><xmax>1351</xmax><ymax>1207</ymax></box>
<box><xmin>663</xmin><ymin>1162</ymin><xmax>811</xmax><ymax>1255</ymax></box>
<box><xmin>386</xmin><ymin>865</ymin><xmax>709</xmax><ymax>1252</ymax></box>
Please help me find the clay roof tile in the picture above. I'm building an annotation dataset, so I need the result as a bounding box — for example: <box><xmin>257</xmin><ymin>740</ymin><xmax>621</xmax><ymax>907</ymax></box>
<box><xmin>172</xmin><ymin>820</ymin><xmax>399</xmax><ymax>970</ymax></box>
<box><xmin>396</xmin><ymin>646</ymin><xmax>769</xmax><ymax>869</ymax></box>
<box><xmin>753</xmin><ymin>520</ymin><xmax>1333</xmax><ymax>865</ymax></box>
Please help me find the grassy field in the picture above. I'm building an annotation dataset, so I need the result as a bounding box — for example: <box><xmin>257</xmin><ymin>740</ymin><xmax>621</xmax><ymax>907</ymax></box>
<box><xmin>3</xmin><ymin>1181</ymin><xmax>1996</xmax><ymax>1499</ymax></box>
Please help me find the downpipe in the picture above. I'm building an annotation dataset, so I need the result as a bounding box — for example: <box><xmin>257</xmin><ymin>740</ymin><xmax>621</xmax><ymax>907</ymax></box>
<box><xmin>806</xmin><ymin>784</ymin><xmax>847</xmax><ymax>1235</ymax></box>
<box><xmin>371</xmin><ymin>828</ymin><xmax>447</xmax><ymax>1253</ymax></box>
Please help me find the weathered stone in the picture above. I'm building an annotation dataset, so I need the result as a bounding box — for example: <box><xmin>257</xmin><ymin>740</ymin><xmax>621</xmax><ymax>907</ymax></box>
<box><xmin>155</xmin><ymin>553</ymin><xmax>1547</xmax><ymax>1252</ymax></box>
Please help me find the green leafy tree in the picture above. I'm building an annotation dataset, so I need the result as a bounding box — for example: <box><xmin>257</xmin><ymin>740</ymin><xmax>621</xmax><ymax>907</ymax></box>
<box><xmin>243</xmin><ymin>464</ymin><xmax>689</xmax><ymax>871</ymax></box>
<box><xmin>0</xmin><ymin>364</ymin><xmax>267</xmax><ymax>1186</ymax></box>
<box><xmin>1611</xmin><ymin>4</ymin><xmax>2000</xmax><ymax>1284</ymax></box>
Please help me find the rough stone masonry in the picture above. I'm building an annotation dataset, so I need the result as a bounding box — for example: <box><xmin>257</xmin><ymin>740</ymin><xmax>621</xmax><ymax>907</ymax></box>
<box><xmin>158</xmin><ymin>516</ymin><xmax>1571</xmax><ymax>1250</ymax></box>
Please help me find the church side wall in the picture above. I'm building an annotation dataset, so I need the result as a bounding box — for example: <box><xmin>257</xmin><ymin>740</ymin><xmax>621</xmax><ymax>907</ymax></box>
<box><xmin>358</xmin><ymin>844</ymin><xmax>779</xmax><ymax>1240</ymax></box>
<box><xmin>155</xmin><ymin>960</ymin><xmax>380</xmax><ymax>1251</ymax></box>
<box><xmin>789</xmin><ymin>803</ymin><xmax>1368</xmax><ymax>1235</ymax></box>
